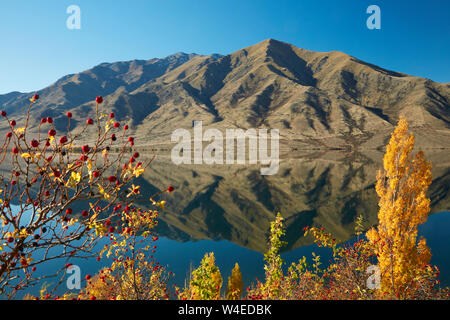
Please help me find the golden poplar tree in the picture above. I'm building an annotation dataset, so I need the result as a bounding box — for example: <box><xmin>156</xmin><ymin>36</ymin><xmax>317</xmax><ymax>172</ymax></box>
<box><xmin>366</xmin><ymin>117</ymin><xmax>432</xmax><ymax>298</ymax></box>
<box><xmin>226</xmin><ymin>263</ymin><xmax>243</xmax><ymax>300</ymax></box>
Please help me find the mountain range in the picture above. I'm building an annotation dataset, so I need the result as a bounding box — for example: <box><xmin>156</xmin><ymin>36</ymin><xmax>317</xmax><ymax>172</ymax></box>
<box><xmin>1</xmin><ymin>39</ymin><xmax>449</xmax><ymax>150</ymax></box>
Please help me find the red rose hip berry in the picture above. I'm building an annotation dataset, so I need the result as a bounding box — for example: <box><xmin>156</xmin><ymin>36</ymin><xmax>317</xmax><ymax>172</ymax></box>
<box><xmin>31</xmin><ymin>139</ymin><xmax>39</xmax><ymax>148</ymax></box>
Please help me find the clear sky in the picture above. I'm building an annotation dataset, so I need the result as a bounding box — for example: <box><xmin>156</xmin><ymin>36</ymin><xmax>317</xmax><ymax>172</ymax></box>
<box><xmin>0</xmin><ymin>0</ymin><xmax>449</xmax><ymax>94</ymax></box>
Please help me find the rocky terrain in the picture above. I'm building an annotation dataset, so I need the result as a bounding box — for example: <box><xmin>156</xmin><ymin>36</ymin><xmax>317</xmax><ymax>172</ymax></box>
<box><xmin>1</xmin><ymin>39</ymin><xmax>449</xmax><ymax>151</ymax></box>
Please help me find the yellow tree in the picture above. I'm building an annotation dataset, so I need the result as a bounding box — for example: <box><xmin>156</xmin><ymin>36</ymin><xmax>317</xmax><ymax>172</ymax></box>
<box><xmin>226</xmin><ymin>263</ymin><xmax>243</xmax><ymax>300</ymax></box>
<box><xmin>366</xmin><ymin>117</ymin><xmax>432</xmax><ymax>298</ymax></box>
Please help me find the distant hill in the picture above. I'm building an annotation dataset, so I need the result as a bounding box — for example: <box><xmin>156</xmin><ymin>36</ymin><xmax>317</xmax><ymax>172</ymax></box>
<box><xmin>1</xmin><ymin>39</ymin><xmax>449</xmax><ymax>150</ymax></box>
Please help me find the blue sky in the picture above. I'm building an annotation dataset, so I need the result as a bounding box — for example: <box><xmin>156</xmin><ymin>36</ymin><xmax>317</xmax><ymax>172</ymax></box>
<box><xmin>0</xmin><ymin>0</ymin><xmax>449</xmax><ymax>94</ymax></box>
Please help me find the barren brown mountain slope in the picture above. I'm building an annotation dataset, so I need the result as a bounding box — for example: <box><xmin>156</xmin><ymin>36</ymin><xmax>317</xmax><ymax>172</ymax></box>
<box><xmin>1</xmin><ymin>39</ymin><xmax>449</xmax><ymax>150</ymax></box>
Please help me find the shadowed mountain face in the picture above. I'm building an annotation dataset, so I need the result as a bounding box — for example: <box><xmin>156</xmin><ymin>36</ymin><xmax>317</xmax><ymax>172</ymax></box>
<box><xmin>1</xmin><ymin>39</ymin><xmax>449</xmax><ymax>149</ymax></box>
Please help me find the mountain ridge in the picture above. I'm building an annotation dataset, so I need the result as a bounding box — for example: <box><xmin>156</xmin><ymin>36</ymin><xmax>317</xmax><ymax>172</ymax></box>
<box><xmin>1</xmin><ymin>39</ymin><xmax>449</xmax><ymax>150</ymax></box>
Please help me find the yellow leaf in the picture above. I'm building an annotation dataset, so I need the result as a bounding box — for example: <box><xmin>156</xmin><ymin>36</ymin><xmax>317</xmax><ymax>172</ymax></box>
<box><xmin>15</xmin><ymin>127</ymin><xmax>25</xmax><ymax>135</ymax></box>
<box><xmin>97</xmin><ymin>184</ymin><xmax>111</xmax><ymax>200</ymax></box>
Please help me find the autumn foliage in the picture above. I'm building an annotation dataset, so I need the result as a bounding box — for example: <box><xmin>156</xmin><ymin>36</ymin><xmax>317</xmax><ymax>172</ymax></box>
<box><xmin>78</xmin><ymin>207</ymin><xmax>171</xmax><ymax>300</ymax></box>
<box><xmin>366</xmin><ymin>117</ymin><xmax>435</xmax><ymax>299</ymax></box>
<box><xmin>0</xmin><ymin>94</ymin><xmax>170</xmax><ymax>299</ymax></box>
<box><xmin>226</xmin><ymin>263</ymin><xmax>243</xmax><ymax>300</ymax></box>
<box><xmin>179</xmin><ymin>252</ymin><xmax>223</xmax><ymax>300</ymax></box>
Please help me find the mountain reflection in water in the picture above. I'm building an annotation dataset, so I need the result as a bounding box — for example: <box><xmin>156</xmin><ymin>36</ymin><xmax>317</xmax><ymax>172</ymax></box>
<box><xmin>2</xmin><ymin>149</ymin><xmax>449</xmax><ymax>296</ymax></box>
<box><xmin>133</xmin><ymin>150</ymin><xmax>449</xmax><ymax>253</ymax></box>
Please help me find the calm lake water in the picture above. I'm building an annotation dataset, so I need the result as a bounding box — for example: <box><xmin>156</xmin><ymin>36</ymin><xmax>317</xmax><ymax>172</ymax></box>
<box><xmin>4</xmin><ymin>152</ymin><xmax>450</xmax><ymax>298</ymax></box>
<box><xmin>21</xmin><ymin>210</ymin><xmax>450</xmax><ymax>298</ymax></box>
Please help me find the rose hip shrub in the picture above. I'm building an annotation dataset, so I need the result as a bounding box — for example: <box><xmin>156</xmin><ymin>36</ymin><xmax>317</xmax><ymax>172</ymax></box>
<box><xmin>0</xmin><ymin>94</ymin><xmax>168</xmax><ymax>299</ymax></box>
<box><xmin>76</xmin><ymin>192</ymin><xmax>175</xmax><ymax>300</ymax></box>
